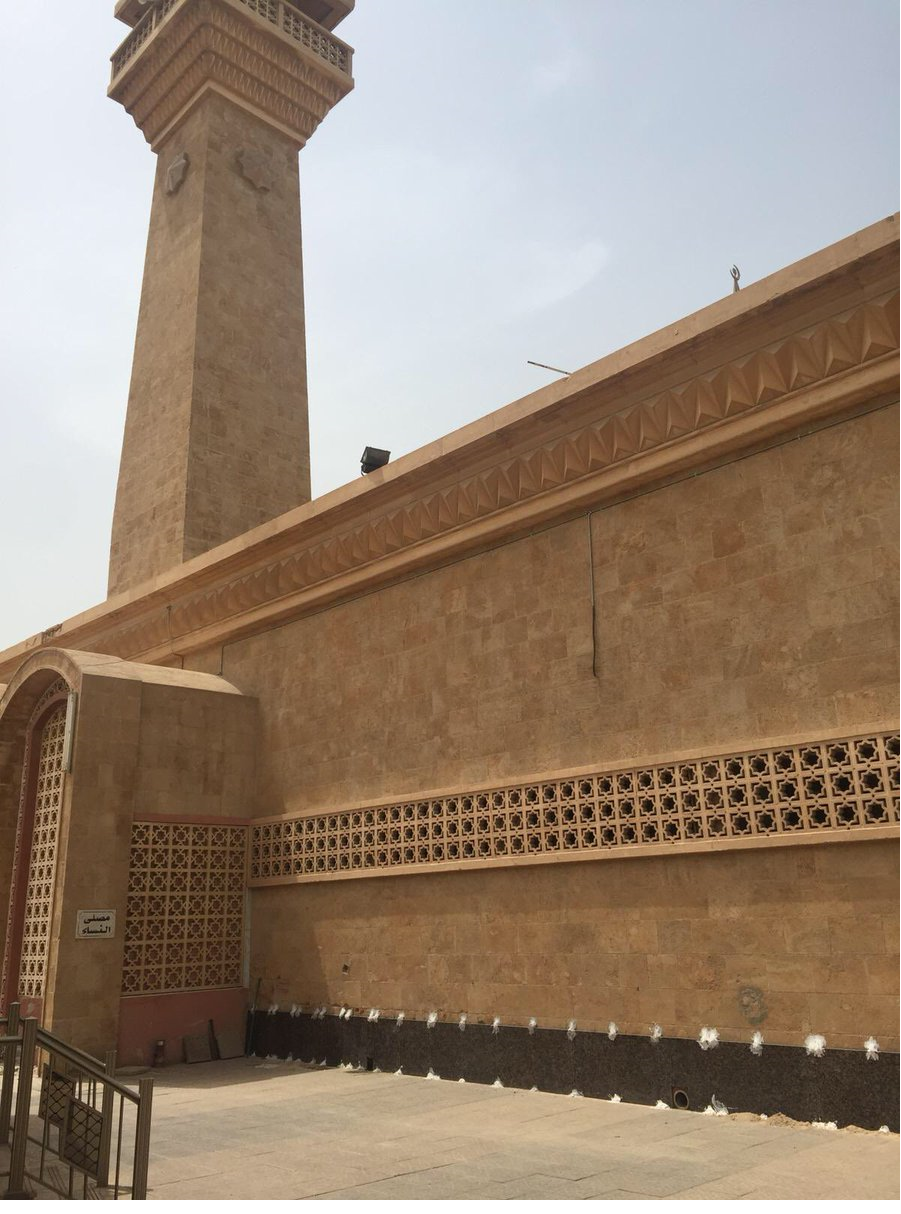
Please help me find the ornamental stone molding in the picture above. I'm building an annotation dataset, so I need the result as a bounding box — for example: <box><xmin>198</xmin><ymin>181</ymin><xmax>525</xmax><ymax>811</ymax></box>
<box><xmin>165</xmin><ymin>150</ymin><xmax>190</xmax><ymax>193</ymax></box>
<box><xmin>110</xmin><ymin>0</ymin><xmax>353</xmax><ymax>149</ymax></box>
<box><xmin>0</xmin><ymin>218</ymin><xmax>897</xmax><ymax>681</ymax></box>
<box><xmin>236</xmin><ymin>146</ymin><xmax>275</xmax><ymax>190</ymax></box>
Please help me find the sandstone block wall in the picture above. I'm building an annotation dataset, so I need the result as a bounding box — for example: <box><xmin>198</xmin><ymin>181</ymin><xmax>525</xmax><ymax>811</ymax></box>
<box><xmin>223</xmin><ymin>406</ymin><xmax>898</xmax><ymax>812</ymax></box>
<box><xmin>125</xmin><ymin>681</ymin><xmax>258</xmax><ymax>821</ymax></box>
<box><xmin>48</xmin><ymin>674</ymin><xmax>141</xmax><ymax>1052</ymax></box>
<box><xmin>251</xmin><ymin>838</ymin><xmax>899</xmax><ymax>1051</ymax></box>
<box><xmin>49</xmin><ymin>673</ymin><xmax>256</xmax><ymax>1054</ymax></box>
<box><xmin>214</xmin><ymin>405</ymin><xmax>898</xmax><ymax>1044</ymax></box>
<box><xmin>220</xmin><ymin>404</ymin><xmax>899</xmax><ymax>1047</ymax></box>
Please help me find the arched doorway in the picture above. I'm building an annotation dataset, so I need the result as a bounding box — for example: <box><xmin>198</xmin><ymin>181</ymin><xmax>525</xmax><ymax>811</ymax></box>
<box><xmin>1</xmin><ymin>678</ymin><xmax>70</xmax><ymax>1019</ymax></box>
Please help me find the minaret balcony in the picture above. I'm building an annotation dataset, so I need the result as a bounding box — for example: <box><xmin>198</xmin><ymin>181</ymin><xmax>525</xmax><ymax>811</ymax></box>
<box><xmin>109</xmin><ymin>0</ymin><xmax>354</xmax><ymax>149</ymax></box>
<box><xmin>110</xmin><ymin>0</ymin><xmax>354</xmax><ymax>85</ymax></box>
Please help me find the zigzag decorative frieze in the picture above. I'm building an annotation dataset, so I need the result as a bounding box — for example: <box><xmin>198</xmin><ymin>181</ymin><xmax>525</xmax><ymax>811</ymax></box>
<box><xmin>156</xmin><ymin>291</ymin><xmax>899</xmax><ymax>644</ymax></box>
<box><xmin>15</xmin><ymin>289</ymin><xmax>898</xmax><ymax>669</ymax></box>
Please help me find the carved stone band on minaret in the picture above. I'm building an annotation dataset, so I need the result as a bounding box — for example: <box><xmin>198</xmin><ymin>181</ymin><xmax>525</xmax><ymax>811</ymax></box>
<box><xmin>110</xmin><ymin>0</ymin><xmax>354</xmax><ymax>150</ymax></box>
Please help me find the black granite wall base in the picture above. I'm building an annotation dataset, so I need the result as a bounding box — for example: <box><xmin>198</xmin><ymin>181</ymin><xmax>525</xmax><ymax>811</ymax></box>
<box><xmin>248</xmin><ymin>1012</ymin><xmax>899</xmax><ymax>1132</ymax></box>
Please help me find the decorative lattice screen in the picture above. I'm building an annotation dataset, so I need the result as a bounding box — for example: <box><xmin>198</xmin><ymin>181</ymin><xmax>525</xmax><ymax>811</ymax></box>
<box><xmin>18</xmin><ymin>704</ymin><xmax>68</xmax><ymax>998</ymax></box>
<box><xmin>123</xmin><ymin>823</ymin><xmax>246</xmax><ymax>995</ymax></box>
<box><xmin>249</xmin><ymin>731</ymin><xmax>899</xmax><ymax>884</ymax></box>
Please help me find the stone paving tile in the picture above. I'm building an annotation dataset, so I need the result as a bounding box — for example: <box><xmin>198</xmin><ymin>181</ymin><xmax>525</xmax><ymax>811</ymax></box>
<box><xmin>318</xmin><ymin>1170</ymin><xmax>601</xmax><ymax>1202</ymax></box>
<box><xmin>310</xmin><ymin>1170</ymin><xmax>482</xmax><ymax>1201</ymax></box>
<box><xmin>418</xmin><ymin>1133</ymin><xmax>482</xmax><ymax>1152</ymax></box>
<box><xmin>161</xmin><ymin>1159</ymin><xmax>378</xmax><ymax>1201</ymax></box>
<box><xmin>462</xmin><ymin>1174</ymin><xmax>600</xmax><ymax>1201</ymax></box>
<box><xmin>672</xmin><ymin>1174</ymin><xmax>798</xmax><ymax>1201</ymax></box>
<box><xmin>591</xmin><ymin>1189</ymin><xmax>661</xmax><ymax>1200</ymax></box>
<box><xmin>409</xmin><ymin>1093</ymin><xmax>541</xmax><ymax>1127</ymax></box>
<box><xmin>573</xmin><ymin>1115</ymin><xmax>706</xmax><ymax>1147</ymax></box>
<box><xmin>595</xmin><ymin>1159</ymin><xmax>739</xmax><ymax>1198</ymax></box>
<box><xmin>670</xmin><ymin>1183</ymin><xmax>759</xmax><ymax>1200</ymax></box>
<box><xmin>386</xmin><ymin>1150</ymin><xmax>475</xmax><ymax>1172</ymax></box>
<box><xmin>268</xmin><ymin>1164</ymin><xmax>410</xmax><ymax>1195</ymax></box>
<box><xmin>400</xmin><ymin>1155</ymin><xmax>542</xmax><ymax>1187</ymax></box>
<box><xmin>736</xmin><ymin>1175</ymin><xmax>885</xmax><ymax>1202</ymax></box>
<box><xmin>148</xmin><ymin>1132</ymin><xmax>247</xmax><ymax>1160</ymax></box>
<box><xmin>495</xmin><ymin>1154</ymin><xmax>612</xmax><ymax>1181</ymax></box>
<box><xmin>151</xmin><ymin>1164</ymin><xmax>310</xmax><ymax>1201</ymax></box>
<box><xmin>691</xmin><ymin>1136</ymin><xmax>842</xmax><ymax>1174</ymax></box>
<box><xmin>140</xmin><ymin>1060</ymin><xmax>898</xmax><ymax>1201</ymax></box>
<box><xmin>140</xmin><ymin>1152</ymin><xmax>241</xmax><ymax>1186</ymax></box>
<box><xmin>732</xmin><ymin>1156</ymin><xmax>899</xmax><ymax>1201</ymax></box>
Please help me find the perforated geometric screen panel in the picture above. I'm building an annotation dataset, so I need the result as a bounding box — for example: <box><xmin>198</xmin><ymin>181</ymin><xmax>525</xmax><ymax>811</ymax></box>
<box><xmin>18</xmin><ymin>704</ymin><xmax>67</xmax><ymax>997</ymax></box>
<box><xmin>122</xmin><ymin>824</ymin><xmax>246</xmax><ymax>995</ymax></box>
<box><xmin>39</xmin><ymin>1066</ymin><xmax>75</xmax><ymax>1129</ymax></box>
<box><xmin>249</xmin><ymin>731</ymin><xmax>899</xmax><ymax>885</ymax></box>
<box><xmin>60</xmin><ymin>1097</ymin><xmax>104</xmax><ymax>1180</ymax></box>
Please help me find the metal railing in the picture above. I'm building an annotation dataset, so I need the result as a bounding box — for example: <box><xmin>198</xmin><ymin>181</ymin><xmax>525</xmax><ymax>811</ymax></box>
<box><xmin>0</xmin><ymin>1004</ymin><xmax>153</xmax><ymax>1200</ymax></box>
<box><xmin>111</xmin><ymin>0</ymin><xmax>353</xmax><ymax>81</ymax></box>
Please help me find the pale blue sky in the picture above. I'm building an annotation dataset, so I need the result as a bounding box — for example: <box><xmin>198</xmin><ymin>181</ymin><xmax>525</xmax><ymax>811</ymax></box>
<box><xmin>0</xmin><ymin>1</ymin><xmax>898</xmax><ymax>649</ymax></box>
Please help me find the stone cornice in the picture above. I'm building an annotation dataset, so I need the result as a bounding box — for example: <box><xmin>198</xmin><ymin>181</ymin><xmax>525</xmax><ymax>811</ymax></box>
<box><xmin>110</xmin><ymin>0</ymin><xmax>352</xmax><ymax>149</ymax></box>
<box><xmin>1</xmin><ymin>218</ymin><xmax>897</xmax><ymax>682</ymax></box>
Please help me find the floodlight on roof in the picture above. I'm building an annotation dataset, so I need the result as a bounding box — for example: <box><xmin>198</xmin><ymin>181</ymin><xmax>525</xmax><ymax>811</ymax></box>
<box><xmin>361</xmin><ymin>447</ymin><xmax>390</xmax><ymax>475</ymax></box>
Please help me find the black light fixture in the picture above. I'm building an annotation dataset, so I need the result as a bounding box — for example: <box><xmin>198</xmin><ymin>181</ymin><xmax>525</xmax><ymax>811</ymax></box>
<box><xmin>361</xmin><ymin>446</ymin><xmax>391</xmax><ymax>475</ymax></box>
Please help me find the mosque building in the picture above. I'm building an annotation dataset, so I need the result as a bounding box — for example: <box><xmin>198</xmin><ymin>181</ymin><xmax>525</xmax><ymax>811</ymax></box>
<box><xmin>0</xmin><ymin>0</ymin><xmax>897</xmax><ymax>1125</ymax></box>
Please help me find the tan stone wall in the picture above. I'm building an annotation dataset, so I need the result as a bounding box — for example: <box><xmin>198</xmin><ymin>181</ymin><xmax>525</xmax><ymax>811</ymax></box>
<box><xmin>127</xmin><ymin>683</ymin><xmax>257</xmax><ymax>821</ymax></box>
<box><xmin>250</xmin><ymin>837</ymin><xmax>899</xmax><ymax>1051</ymax></box>
<box><xmin>46</xmin><ymin>673</ymin><xmax>257</xmax><ymax>1053</ymax></box>
<box><xmin>222</xmin><ymin>406</ymin><xmax>898</xmax><ymax>815</ymax></box>
<box><xmin>47</xmin><ymin>676</ymin><xmax>140</xmax><ymax>1053</ymax></box>
<box><xmin>590</xmin><ymin>402</ymin><xmax>899</xmax><ymax>754</ymax></box>
<box><xmin>222</xmin><ymin>406</ymin><xmax>899</xmax><ymax>1048</ymax></box>
<box><xmin>109</xmin><ymin>92</ymin><xmax>310</xmax><ymax>595</ymax></box>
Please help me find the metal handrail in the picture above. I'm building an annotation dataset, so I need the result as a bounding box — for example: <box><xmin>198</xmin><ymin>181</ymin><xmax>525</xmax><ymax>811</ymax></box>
<box><xmin>34</xmin><ymin>1029</ymin><xmax>142</xmax><ymax>1104</ymax></box>
<box><xmin>0</xmin><ymin>1005</ymin><xmax>153</xmax><ymax>1199</ymax></box>
<box><xmin>0</xmin><ymin>1004</ymin><xmax>20</xmax><ymax>1143</ymax></box>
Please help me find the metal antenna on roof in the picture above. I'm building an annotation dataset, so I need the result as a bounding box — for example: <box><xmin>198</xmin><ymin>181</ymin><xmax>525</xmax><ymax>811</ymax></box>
<box><xmin>527</xmin><ymin>360</ymin><xmax>572</xmax><ymax>376</ymax></box>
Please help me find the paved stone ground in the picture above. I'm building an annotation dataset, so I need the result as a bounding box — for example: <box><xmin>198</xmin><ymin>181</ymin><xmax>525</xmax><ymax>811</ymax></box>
<box><xmin>140</xmin><ymin>1058</ymin><xmax>899</xmax><ymax>1201</ymax></box>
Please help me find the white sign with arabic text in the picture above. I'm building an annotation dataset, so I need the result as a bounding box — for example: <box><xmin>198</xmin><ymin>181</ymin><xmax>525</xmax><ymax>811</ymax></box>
<box><xmin>76</xmin><ymin>910</ymin><xmax>116</xmax><ymax>940</ymax></box>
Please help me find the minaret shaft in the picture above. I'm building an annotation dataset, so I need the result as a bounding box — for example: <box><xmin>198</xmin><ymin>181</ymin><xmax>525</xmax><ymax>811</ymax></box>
<box><xmin>106</xmin><ymin>0</ymin><xmax>353</xmax><ymax>596</ymax></box>
<box><xmin>109</xmin><ymin>94</ymin><xmax>310</xmax><ymax>594</ymax></box>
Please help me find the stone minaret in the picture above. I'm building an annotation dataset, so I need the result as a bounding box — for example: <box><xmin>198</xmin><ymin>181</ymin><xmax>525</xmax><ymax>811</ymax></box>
<box><xmin>107</xmin><ymin>0</ymin><xmax>354</xmax><ymax>595</ymax></box>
